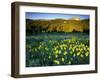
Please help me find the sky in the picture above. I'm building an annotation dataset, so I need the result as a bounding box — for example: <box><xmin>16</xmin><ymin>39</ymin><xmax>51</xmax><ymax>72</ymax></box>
<box><xmin>26</xmin><ymin>12</ymin><xmax>89</xmax><ymax>20</ymax></box>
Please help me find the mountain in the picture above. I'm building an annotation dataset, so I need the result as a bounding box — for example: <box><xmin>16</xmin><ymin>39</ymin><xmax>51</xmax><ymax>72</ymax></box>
<box><xmin>69</xmin><ymin>17</ymin><xmax>80</xmax><ymax>21</ymax></box>
<box><xmin>26</xmin><ymin>18</ymin><xmax>89</xmax><ymax>35</ymax></box>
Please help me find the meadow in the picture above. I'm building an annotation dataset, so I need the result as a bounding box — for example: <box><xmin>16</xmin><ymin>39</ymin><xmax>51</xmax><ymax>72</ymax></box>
<box><xmin>26</xmin><ymin>32</ymin><xmax>89</xmax><ymax>67</ymax></box>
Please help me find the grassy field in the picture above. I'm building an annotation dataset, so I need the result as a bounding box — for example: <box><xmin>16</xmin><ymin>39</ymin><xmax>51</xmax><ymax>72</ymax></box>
<box><xmin>26</xmin><ymin>32</ymin><xmax>89</xmax><ymax>67</ymax></box>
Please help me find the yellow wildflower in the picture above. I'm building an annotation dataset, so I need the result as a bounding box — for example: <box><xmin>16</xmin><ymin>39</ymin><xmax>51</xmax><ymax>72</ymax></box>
<box><xmin>85</xmin><ymin>52</ymin><xmax>89</xmax><ymax>56</ymax></box>
<box><xmin>64</xmin><ymin>51</ymin><xmax>67</xmax><ymax>55</ymax></box>
<box><xmin>62</xmin><ymin>58</ymin><xmax>64</xmax><ymax>62</ymax></box>
<box><xmin>80</xmin><ymin>54</ymin><xmax>84</xmax><ymax>58</ymax></box>
<box><xmin>76</xmin><ymin>48</ymin><xmax>79</xmax><ymax>51</ymax></box>
<box><xmin>55</xmin><ymin>55</ymin><xmax>58</xmax><ymax>58</ymax></box>
<box><xmin>73</xmin><ymin>54</ymin><xmax>76</xmax><ymax>57</ymax></box>
<box><xmin>77</xmin><ymin>52</ymin><xmax>81</xmax><ymax>56</ymax></box>
<box><xmin>68</xmin><ymin>61</ymin><xmax>71</xmax><ymax>64</ymax></box>
<box><xmin>35</xmin><ymin>48</ymin><xmax>37</xmax><ymax>51</ymax></box>
<box><xmin>48</xmin><ymin>56</ymin><xmax>51</xmax><ymax>59</ymax></box>
<box><xmin>54</xmin><ymin>60</ymin><xmax>60</xmax><ymax>64</ymax></box>
<box><xmin>59</xmin><ymin>50</ymin><xmax>61</xmax><ymax>54</ymax></box>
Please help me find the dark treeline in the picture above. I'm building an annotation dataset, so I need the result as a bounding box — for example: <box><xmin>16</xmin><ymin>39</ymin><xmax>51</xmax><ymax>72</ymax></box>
<box><xmin>26</xmin><ymin>19</ymin><xmax>89</xmax><ymax>35</ymax></box>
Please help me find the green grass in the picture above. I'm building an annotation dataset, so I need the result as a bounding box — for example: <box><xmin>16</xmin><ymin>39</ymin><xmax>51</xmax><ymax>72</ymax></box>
<box><xmin>26</xmin><ymin>32</ymin><xmax>89</xmax><ymax>67</ymax></box>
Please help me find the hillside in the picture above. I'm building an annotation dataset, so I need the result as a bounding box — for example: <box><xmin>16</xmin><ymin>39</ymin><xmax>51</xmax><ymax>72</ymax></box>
<box><xmin>26</xmin><ymin>18</ymin><xmax>89</xmax><ymax>35</ymax></box>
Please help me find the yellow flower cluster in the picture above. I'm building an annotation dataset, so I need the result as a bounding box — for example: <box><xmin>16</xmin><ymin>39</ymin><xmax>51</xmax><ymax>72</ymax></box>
<box><xmin>26</xmin><ymin>37</ymin><xmax>90</xmax><ymax>66</ymax></box>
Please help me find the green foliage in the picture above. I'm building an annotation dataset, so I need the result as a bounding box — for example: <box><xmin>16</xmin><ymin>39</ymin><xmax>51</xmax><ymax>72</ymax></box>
<box><xmin>26</xmin><ymin>32</ymin><xmax>89</xmax><ymax>67</ymax></box>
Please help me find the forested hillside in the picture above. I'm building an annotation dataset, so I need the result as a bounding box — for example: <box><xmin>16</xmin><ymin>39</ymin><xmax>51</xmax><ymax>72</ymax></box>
<box><xmin>26</xmin><ymin>18</ymin><xmax>89</xmax><ymax>35</ymax></box>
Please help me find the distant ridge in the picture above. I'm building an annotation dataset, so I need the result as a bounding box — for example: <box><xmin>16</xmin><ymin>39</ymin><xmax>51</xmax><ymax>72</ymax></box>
<box><xmin>69</xmin><ymin>17</ymin><xmax>80</xmax><ymax>21</ymax></box>
<box><xmin>26</xmin><ymin>18</ymin><xmax>89</xmax><ymax>35</ymax></box>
